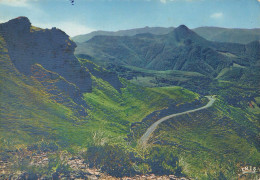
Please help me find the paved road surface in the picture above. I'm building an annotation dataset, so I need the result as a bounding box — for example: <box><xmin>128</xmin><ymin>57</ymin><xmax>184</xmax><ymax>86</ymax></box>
<box><xmin>139</xmin><ymin>96</ymin><xmax>216</xmax><ymax>144</ymax></box>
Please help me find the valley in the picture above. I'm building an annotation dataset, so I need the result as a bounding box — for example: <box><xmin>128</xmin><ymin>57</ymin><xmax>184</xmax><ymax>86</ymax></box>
<box><xmin>0</xmin><ymin>16</ymin><xmax>259</xmax><ymax>180</ymax></box>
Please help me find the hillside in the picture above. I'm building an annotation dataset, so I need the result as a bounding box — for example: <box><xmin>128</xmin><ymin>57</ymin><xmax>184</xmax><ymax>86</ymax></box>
<box><xmin>146</xmin><ymin>98</ymin><xmax>259</xmax><ymax>179</ymax></box>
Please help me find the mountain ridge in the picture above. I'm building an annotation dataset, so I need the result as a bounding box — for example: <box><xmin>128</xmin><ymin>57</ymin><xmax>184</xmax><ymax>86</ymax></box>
<box><xmin>75</xmin><ymin>24</ymin><xmax>260</xmax><ymax>78</ymax></box>
<box><xmin>72</xmin><ymin>26</ymin><xmax>260</xmax><ymax>44</ymax></box>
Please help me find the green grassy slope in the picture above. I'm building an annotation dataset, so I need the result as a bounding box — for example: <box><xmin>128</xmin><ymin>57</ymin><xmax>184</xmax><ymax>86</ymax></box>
<box><xmin>146</xmin><ymin>97</ymin><xmax>259</xmax><ymax>179</ymax></box>
<box><xmin>0</xmin><ymin>34</ymin><xmax>201</xmax><ymax>151</ymax></box>
<box><xmin>83</xmin><ymin>75</ymin><xmax>200</xmax><ymax>142</ymax></box>
<box><xmin>105</xmin><ymin>64</ymin><xmax>213</xmax><ymax>95</ymax></box>
<box><xmin>124</xmin><ymin>61</ymin><xmax>260</xmax><ymax>179</ymax></box>
<box><xmin>0</xmin><ymin>35</ymin><xmax>89</xmax><ymax>150</ymax></box>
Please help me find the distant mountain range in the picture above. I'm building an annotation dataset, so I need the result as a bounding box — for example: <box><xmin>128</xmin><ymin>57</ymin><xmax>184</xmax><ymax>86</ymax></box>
<box><xmin>72</xmin><ymin>26</ymin><xmax>175</xmax><ymax>43</ymax></box>
<box><xmin>75</xmin><ymin>24</ymin><xmax>260</xmax><ymax>78</ymax></box>
<box><xmin>72</xmin><ymin>26</ymin><xmax>260</xmax><ymax>44</ymax></box>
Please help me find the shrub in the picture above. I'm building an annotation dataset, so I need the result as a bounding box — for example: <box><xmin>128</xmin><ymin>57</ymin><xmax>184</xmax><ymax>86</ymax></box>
<box><xmin>84</xmin><ymin>145</ymin><xmax>136</xmax><ymax>177</ymax></box>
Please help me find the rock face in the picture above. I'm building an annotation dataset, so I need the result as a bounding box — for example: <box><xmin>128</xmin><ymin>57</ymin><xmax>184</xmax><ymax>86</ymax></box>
<box><xmin>31</xmin><ymin>64</ymin><xmax>88</xmax><ymax>116</ymax></box>
<box><xmin>0</xmin><ymin>17</ymin><xmax>92</xmax><ymax>93</ymax></box>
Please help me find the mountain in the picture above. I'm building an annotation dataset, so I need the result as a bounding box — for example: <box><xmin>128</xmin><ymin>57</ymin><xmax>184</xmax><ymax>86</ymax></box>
<box><xmin>72</xmin><ymin>26</ymin><xmax>260</xmax><ymax>44</ymax></box>
<box><xmin>75</xmin><ymin>25</ymin><xmax>259</xmax><ymax>78</ymax></box>
<box><xmin>194</xmin><ymin>27</ymin><xmax>260</xmax><ymax>44</ymax></box>
<box><xmin>72</xmin><ymin>26</ymin><xmax>175</xmax><ymax>43</ymax></box>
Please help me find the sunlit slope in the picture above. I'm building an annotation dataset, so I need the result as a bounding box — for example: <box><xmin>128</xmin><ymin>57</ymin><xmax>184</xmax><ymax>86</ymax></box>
<box><xmin>84</xmin><ymin>75</ymin><xmax>200</xmax><ymax>136</ymax></box>
<box><xmin>0</xmin><ymin>35</ymin><xmax>92</xmax><ymax>148</ymax></box>
<box><xmin>145</xmin><ymin>97</ymin><xmax>259</xmax><ymax>179</ymax></box>
<box><xmin>0</xmin><ymin>34</ymin><xmax>202</xmax><ymax>150</ymax></box>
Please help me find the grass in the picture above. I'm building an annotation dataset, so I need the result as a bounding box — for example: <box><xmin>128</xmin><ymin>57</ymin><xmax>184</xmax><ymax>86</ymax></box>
<box><xmin>124</xmin><ymin>65</ymin><xmax>204</xmax><ymax>76</ymax></box>
<box><xmin>30</xmin><ymin>26</ymin><xmax>44</xmax><ymax>32</ymax></box>
<box><xmin>127</xmin><ymin>66</ymin><xmax>207</xmax><ymax>88</ymax></box>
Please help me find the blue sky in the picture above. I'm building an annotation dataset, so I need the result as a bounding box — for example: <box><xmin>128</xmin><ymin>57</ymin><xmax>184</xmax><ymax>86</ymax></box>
<box><xmin>0</xmin><ymin>0</ymin><xmax>260</xmax><ymax>37</ymax></box>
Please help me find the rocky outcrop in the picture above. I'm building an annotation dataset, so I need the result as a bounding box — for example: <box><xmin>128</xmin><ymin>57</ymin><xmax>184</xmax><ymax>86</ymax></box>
<box><xmin>0</xmin><ymin>17</ymin><xmax>92</xmax><ymax>93</ymax></box>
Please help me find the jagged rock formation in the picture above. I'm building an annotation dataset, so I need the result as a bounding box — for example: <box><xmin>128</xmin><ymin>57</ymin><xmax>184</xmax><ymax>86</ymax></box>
<box><xmin>0</xmin><ymin>17</ymin><xmax>92</xmax><ymax>93</ymax></box>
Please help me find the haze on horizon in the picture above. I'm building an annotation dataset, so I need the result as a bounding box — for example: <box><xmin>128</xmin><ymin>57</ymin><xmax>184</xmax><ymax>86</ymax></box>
<box><xmin>0</xmin><ymin>0</ymin><xmax>259</xmax><ymax>37</ymax></box>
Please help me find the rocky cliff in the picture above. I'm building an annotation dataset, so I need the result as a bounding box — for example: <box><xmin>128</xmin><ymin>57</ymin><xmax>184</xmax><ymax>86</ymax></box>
<box><xmin>0</xmin><ymin>17</ymin><xmax>92</xmax><ymax>93</ymax></box>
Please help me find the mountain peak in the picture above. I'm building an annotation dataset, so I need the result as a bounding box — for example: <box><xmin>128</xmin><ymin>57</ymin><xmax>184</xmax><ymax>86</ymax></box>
<box><xmin>5</xmin><ymin>16</ymin><xmax>31</xmax><ymax>27</ymax></box>
<box><xmin>12</xmin><ymin>16</ymin><xmax>30</xmax><ymax>22</ymax></box>
<box><xmin>0</xmin><ymin>16</ymin><xmax>31</xmax><ymax>33</ymax></box>
<box><xmin>176</xmin><ymin>24</ymin><xmax>189</xmax><ymax>31</ymax></box>
<box><xmin>174</xmin><ymin>24</ymin><xmax>192</xmax><ymax>35</ymax></box>
<box><xmin>169</xmin><ymin>24</ymin><xmax>197</xmax><ymax>41</ymax></box>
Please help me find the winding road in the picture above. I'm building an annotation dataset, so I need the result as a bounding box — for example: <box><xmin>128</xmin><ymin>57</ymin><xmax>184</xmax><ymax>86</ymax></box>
<box><xmin>139</xmin><ymin>96</ymin><xmax>216</xmax><ymax>145</ymax></box>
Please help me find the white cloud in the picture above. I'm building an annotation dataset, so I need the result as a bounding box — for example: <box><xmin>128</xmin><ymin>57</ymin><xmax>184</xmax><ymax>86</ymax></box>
<box><xmin>34</xmin><ymin>21</ymin><xmax>95</xmax><ymax>37</ymax></box>
<box><xmin>0</xmin><ymin>16</ymin><xmax>94</xmax><ymax>37</ymax></box>
<box><xmin>210</xmin><ymin>12</ymin><xmax>223</xmax><ymax>19</ymax></box>
<box><xmin>0</xmin><ymin>16</ymin><xmax>11</xmax><ymax>23</ymax></box>
<box><xmin>0</xmin><ymin>0</ymin><xmax>38</xmax><ymax>7</ymax></box>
